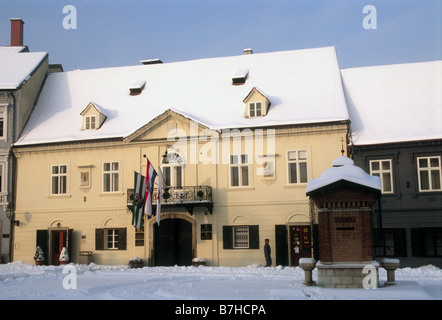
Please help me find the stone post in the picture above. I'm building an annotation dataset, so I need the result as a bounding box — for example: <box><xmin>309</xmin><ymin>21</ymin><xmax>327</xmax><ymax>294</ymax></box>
<box><xmin>299</xmin><ymin>258</ymin><xmax>316</xmax><ymax>286</ymax></box>
<box><xmin>380</xmin><ymin>258</ymin><xmax>400</xmax><ymax>286</ymax></box>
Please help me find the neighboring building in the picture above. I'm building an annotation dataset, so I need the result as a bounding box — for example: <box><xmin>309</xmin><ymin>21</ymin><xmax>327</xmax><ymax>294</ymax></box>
<box><xmin>0</xmin><ymin>19</ymin><xmax>49</xmax><ymax>263</ymax></box>
<box><xmin>12</xmin><ymin>47</ymin><xmax>350</xmax><ymax>266</ymax></box>
<box><xmin>343</xmin><ymin>61</ymin><xmax>442</xmax><ymax>267</ymax></box>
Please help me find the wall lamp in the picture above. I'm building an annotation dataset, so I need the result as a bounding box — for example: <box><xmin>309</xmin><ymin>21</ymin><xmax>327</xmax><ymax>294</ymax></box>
<box><xmin>5</xmin><ymin>205</ymin><xmax>19</xmax><ymax>227</ymax></box>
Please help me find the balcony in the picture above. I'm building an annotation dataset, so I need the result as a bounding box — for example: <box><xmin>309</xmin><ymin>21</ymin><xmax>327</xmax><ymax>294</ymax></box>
<box><xmin>127</xmin><ymin>185</ymin><xmax>213</xmax><ymax>215</ymax></box>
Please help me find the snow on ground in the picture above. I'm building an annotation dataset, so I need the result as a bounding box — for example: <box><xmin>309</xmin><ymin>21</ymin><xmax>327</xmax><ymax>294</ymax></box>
<box><xmin>0</xmin><ymin>261</ymin><xmax>441</xmax><ymax>300</ymax></box>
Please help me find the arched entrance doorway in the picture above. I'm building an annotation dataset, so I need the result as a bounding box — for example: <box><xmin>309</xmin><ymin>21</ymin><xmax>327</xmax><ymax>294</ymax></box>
<box><xmin>153</xmin><ymin>216</ymin><xmax>194</xmax><ymax>266</ymax></box>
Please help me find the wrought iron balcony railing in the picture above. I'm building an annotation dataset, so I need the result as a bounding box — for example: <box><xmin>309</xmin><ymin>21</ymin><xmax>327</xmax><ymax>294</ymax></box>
<box><xmin>127</xmin><ymin>185</ymin><xmax>213</xmax><ymax>215</ymax></box>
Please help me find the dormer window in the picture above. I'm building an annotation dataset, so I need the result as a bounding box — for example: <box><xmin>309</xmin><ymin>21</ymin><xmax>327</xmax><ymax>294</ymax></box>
<box><xmin>129</xmin><ymin>80</ymin><xmax>146</xmax><ymax>96</ymax></box>
<box><xmin>84</xmin><ymin>115</ymin><xmax>96</xmax><ymax>130</ymax></box>
<box><xmin>249</xmin><ymin>102</ymin><xmax>262</xmax><ymax>118</ymax></box>
<box><xmin>232</xmin><ymin>69</ymin><xmax>248</xmax><ymax>85</ymax></box>
<box><xmin>243</xmin><ymin>87</ymin><xmax>271</xmax><ymax>118</ymax></box>
<box><xmin>80</xmin><ymin>102</ymin><xmax>107</xmax><ymax>130</ymax></box>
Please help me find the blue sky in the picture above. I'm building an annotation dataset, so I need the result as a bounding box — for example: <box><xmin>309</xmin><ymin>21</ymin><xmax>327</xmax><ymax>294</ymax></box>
<box><xmin>1</xmin><ymin>0</ymin><xmax>440</xmax><ymax>71</ymax></box>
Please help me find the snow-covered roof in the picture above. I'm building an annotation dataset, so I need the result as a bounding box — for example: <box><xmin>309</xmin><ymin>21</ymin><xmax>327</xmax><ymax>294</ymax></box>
<box><xmin>306</xmin><ymin>156</ymin><xmax>381</xmax><ymax>195</ymax></box>
<box><xmin>342</xmin><ymin>61</ymin><xmax>441</xmax><ymax>146</ymax></box>
<box><xmin>0</xmin><ymin>46</ymin><xmax>48</xmax><ymax>90</ymax></box>
<box><xmin>15</xmin><ymin>46</ymin><xmax>349</xmax><ymax>146</ymax></box>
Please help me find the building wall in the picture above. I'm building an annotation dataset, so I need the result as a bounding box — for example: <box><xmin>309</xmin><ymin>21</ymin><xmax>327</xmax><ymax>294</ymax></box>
<box><xmin>0</xmin><ymin>56</ymin><xmax>49</xmax><ymax>262</ymax></box>
<box><xmin>13</xmin><ymin>113</ymin><xmax>348</xmax><ymax>266</ymax></box>
<box><xmin>352</xmin><ymin>140</ymin><xmax>442</xmax><ymax>267</ymax></box>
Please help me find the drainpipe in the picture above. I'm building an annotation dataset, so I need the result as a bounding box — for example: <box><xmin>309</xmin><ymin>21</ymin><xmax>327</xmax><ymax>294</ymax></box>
<box><xmin>7</xmin><ymin>90</ymin><xmax>17</xmax><ymax>262</ymax></box>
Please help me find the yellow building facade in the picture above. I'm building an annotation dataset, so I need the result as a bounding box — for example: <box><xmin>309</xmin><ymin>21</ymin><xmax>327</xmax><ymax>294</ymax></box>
<box><xmin>13</xmin><ymin>110</ymin><xmax>348</xmax><ymax>266</ymax></box>
<box><xmin>11</xmin><ymin>47</ymin><xmax>351</xmax><ymax>266</ymax></box>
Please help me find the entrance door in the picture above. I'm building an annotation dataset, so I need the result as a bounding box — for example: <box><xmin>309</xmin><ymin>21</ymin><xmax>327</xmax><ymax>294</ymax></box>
<box><xmin>154</xmin><ymin>219</ymin><xmax>192</xmax><ymax>266</ymax></box>
<box><xmin>51</xmin><ymin>230</ymin><xmax>67</xmax><ymax>266</ymax></box>
<box><xmin>290</xmin><ymin>226</ymin><xmax>312</xmax><ymax>266</ymax></box>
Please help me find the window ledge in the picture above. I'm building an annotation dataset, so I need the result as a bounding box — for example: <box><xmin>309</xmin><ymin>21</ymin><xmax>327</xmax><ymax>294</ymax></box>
<box><xmin>48</xmin><ymin>194</ymin><xmax>72</xmax><ymax>199</ymax></box>
<box><xmin>227</xmin><ymin>186</ymin><xmax>255</xmax><ymax>192</ymax></box>
<box><xmin>283</xmin><ymin>184</ymin><xmax>308</xmax><ymax>189</ymax></box>
<box><xmin>411</xmin><ymin>191</ymin><xmax>442</xmax><ymax>199</ymax></box>
<box><xmin>99</xmin><ymin>192</ymin><xmax>124</xmax><ymax>197</ymax></box>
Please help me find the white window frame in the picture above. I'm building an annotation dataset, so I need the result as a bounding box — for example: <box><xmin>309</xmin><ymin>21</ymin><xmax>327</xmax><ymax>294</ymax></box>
<box><xmin>229</xmin><ymin>154</ymin><xmax>250</xmax><ymax>187</ymax></box>
<box><xmin>417</xmin><ymin>156</ymin><xmax>442</xmax><ymax>192</ymax></box>
<box><xmin>249</xmin><ymin>102</ymin><xmax>262</xmax><ymax>118</ymax></box>
<box><xmin>233</xmin><ymin>226</ymin><xmax>249</xmax><ymax>248</ymax></box>
<box><xmin>84</xmin><ymin>115</ymin><xmax>96</xmax><ymax>130</ymax></box>
<box><xmin>106</xmin><ymin>228</ymin><xmax>119</xmax><ymax>250</ymax></box>
<box><xmin>0</xmin><ymin>105</ymin><xmax>7</xmax><ymax>140</ymax></box>
<box><xmin>51</xmin><ymin>164</ymin><xmax>68</xmax><ymax>195</ymax></box>
<box><xmin>370</xmin><ymin>159</ymin><xmax>394</xmax><ymax>194</ymax></box>
<box><xmin>0</xmin><ymin>161</ymin><xmax>6</xmax><ymax>196</ymax></box>
<box><xmin>287</xmin><ymin>150</ymin><xmax>308</xmax><ymax>184</ymax></box>
<box><xmin>162</xmin><ymin>152</ymin><xmax>185</xmax><ymax>189</ymax></box>
<box><xmin>103</xmin><ymin>161</ymin><xmax>120</xmax><ymax>193</ymax></box>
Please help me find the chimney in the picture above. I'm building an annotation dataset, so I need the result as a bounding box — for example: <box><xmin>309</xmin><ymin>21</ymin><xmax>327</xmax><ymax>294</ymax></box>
<box><xmin>243</xmin><ymin>48</ymin><xmax>253</xmax><ymax>55</ymax></box>
<box><xmin>10</xmin><ymin>18</ymin><xmax>24</xmax><ymax>46</ymax></box>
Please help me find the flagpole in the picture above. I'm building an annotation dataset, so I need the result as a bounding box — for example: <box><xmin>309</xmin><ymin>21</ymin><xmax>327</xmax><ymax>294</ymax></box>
<box><xmin>142</xmin><ymin>154</ymin><xmax>166</xmax><ymax>225</ymax></box>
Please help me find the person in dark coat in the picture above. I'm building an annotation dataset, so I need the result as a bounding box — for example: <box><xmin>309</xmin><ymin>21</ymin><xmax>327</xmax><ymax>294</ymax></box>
<box><xmin>264</xmin><ymin>239</ymin><xmax>272</xmax><ymax>267</ymax></box>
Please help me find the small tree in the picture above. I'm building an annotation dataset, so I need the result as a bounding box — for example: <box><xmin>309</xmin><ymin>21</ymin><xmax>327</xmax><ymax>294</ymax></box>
<box><xmin>59</xmin><ymin>247</ymin><xmax>69</xmax><ymax>262</ymax></box>
<box><xmin>34</xmin><ymin>246</ymin><xmax>45</xmax><ymax>264</ymax></box>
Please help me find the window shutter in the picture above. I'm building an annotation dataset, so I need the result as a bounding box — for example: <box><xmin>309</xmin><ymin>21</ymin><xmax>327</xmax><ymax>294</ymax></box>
<box><xmin>67</xmin><ymin>229</ymin><xmax>73</xmax><ymax>259</ymax></box>
<box><xmin>223</xmin><ymin>226</ymin><xmax>233</xmax><ymax>249</ymax></box>
<box><xmin>249</xmin><ymin>225</ymin><xmax>260</xmax><ymax>249</ymax></box>
<box><xmin>95</xmin><ymin>229</ymin><xmax>104</xmax><ymax>250</ymax></box>
<box><xmin>411</xmin><ymin>228</ymin><xmax>425</xmax><ymax>257</ymax></box>
<box><xmin>394</xmin><ymin>228</ymin><xmax>407</xmax><ymax>257</ymax></box>
<box><xmin>118</xmin><ymin>228</ymin><xmax>127</xmax><ymax>250</ymax></box>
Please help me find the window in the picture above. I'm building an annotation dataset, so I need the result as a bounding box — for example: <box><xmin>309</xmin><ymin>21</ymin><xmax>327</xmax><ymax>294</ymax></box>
<box><xmin>84</xmin><ymin>115</ymin><xmax>96</xmax><ymax>130</ymax></box>
<box><xmin>51</xmin><ymin>165</ymin><xmax>67</xmax><ymax>195</ymax></box>
<box><xmin>249</xmin><ymin>102</ymin><xmax>262</xmax><ymax>118</ymax></box>
<box><xmin>223</xmin><ymin>225</ymin><xmax>259</xmax><ymax>249</ymax></box>
<box><xmin>374</xmin><ymin>228</ymin><xmax>407</xmax><ymax>257</ymax></box>
<box><xmin>0</xmin><ymin>163</ymin><xmax>3</xmax><ymax>193</ymax></box>
<box><xmin>230</xmin><ymin>155</ymin><xmax>249</xmax><ymax>187</ymax></box>
<box><xmin>233</xmin><ymin>226</ymin><xmax>249</xmax><ymax>248</ymax></box>
<box><xmin>232</xmin><ymin>68</ymin><xmax>248</xmax><ymax>85</ymax></box>
<box><xmin>288</xmin><ymin>150</ymin><xmax>308</xmax><ymax>184</ymax></box>
<box><xmin>243</xmin><ymin>87</ymin><xmax>270</xmax><ymax>118</ymax></box>
<box><xmin>80</xmin><ymin>102</ymin><xmax>107</xmax><ymax>130</ymax></box>
<box><xmin>0</xmin><ymin>108</ymin><xmax>5</xmax><ymax>138</ymax></box>
<box><xmin>417</xmin><ymin>156</ymin><xmax>441</xmax><ymax>192</ymax></box>
<box><xmin>106</xmin><ymin>229</ymin><xmax>119</xmax><ymax>249</ymax></box>
<box><xmin>411</xmin><ymin>228</ymin><xmax>442</xmax><ymax>257</ymax></box>
<box><xmin>95</xmin><ymin>228</ymin><xmax>127</xmax><ymax>250</ymax></box>
<box><xmin>103</xmin><ymin>162</ymin><xmax>119</xmax><ymax>192</ymax></box>
<box><xmin>129</xmin><ymin>80</ymin><xmax>146</xmax><ymax>96</ymax></box>
<box><xmin>370</xmin><ymin>159</ymin><xmax>394</xmax><ymax>193</ymax></box>
<box><xmin>162</xmin><ymin>152</ymin><xmax>184</xmax><ymax>188</ymax></box>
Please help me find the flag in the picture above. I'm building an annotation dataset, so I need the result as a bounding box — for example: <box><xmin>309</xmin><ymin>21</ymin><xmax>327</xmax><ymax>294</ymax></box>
<box><xmin>156</xmin><ymin>166</ymin><xmax>163</xmax><ymax>226</ymax></box>
<box><xmin>144</xmin><ymin>158</ymin><xmax>157</xmax><ymax>216</ymax></box>
<box><xmin>132</xmin><ymin>171</ymin><xmax>146</xmax><ymax>230</ymax></box>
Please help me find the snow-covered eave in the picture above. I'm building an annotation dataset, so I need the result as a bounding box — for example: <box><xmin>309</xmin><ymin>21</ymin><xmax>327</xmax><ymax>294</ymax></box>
<box><xmin>212</xmin><ymin>117</ymin><xmax>350</xmax><ymax>131</ymax></box>
<box><xmin>306</xmin><ymin>178</ymin><xmax>381</xmax><ymax>196</ymax></box>
<box><xmin>0</xmin><ymin>51</ymin><xmax>48</xmax><ymax>91</ymax></box>
<box><xmin>13</xmin><ymin>135</ymin><xmax>125</xmax><ymax>149</ymax></box>
<box><xmin>15</xmin><ymin>116</ymin><xmax>351</xmax><ymax>148</ymax></box>
<box><xmin>350</xmin><ymin>136</ymin><xmax>442</xmax><ymax>148</ymax></box>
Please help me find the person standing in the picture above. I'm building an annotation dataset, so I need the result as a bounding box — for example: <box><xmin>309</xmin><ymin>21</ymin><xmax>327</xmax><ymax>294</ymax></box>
<box><xmin>264</xmin><ymin>239</ymin><xmax>272</xmax><ymax>267</ymax></box>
